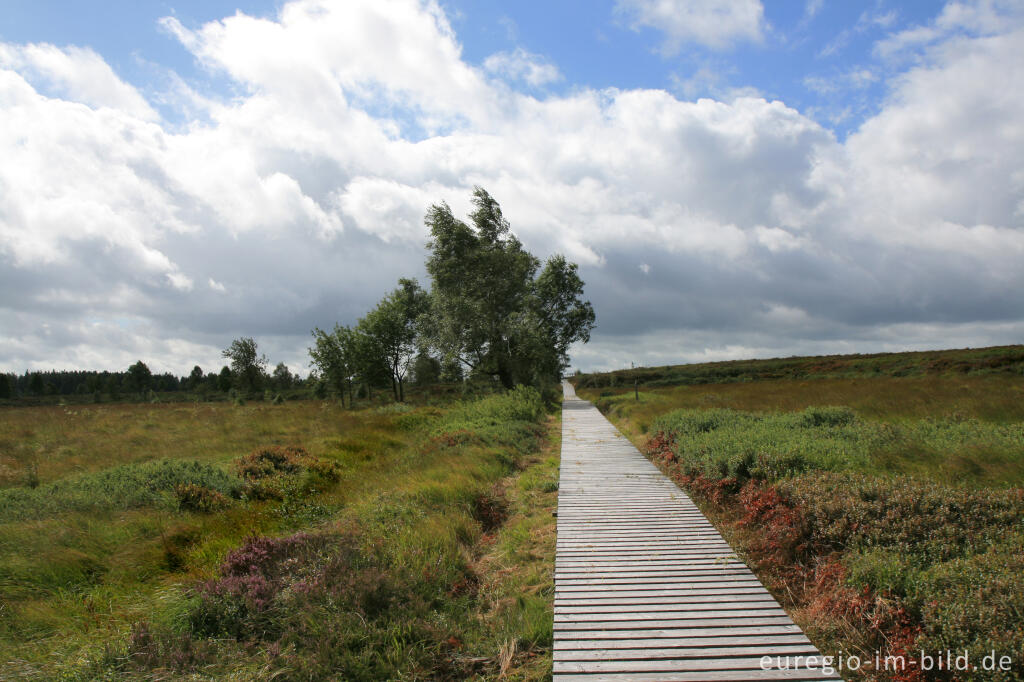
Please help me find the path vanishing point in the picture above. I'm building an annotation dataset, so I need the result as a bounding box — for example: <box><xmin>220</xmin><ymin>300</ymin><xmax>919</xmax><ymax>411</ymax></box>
<box><xmin>553</xmin><ymin>381</ymin><xmax>840</xmax><ymax>681</ymax></box>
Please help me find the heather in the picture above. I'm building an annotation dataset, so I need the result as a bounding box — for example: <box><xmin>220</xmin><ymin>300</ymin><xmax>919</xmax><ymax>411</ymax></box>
<box><xmin>0</xmin><ymin>388</ymin><xmax>558</xmax><ymax>680</ymax></box>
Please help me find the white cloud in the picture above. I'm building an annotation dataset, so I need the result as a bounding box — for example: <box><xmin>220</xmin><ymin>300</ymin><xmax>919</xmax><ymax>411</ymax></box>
<box><xmin>484</xmin><ymin>47</ymin><xmax>561</xmax><ymax>87</ymax></box>
<box><xmin>0</xmin><ymin>43</ymin><xmax>158</xmax><ymax>120</ymax></box>
<box><xmin>616</xmin><ymin>0</ymin><xmax>765</xmax><ymax>52</ymax></box>
<box><xmin>1</xmin><ymin>0</ymin><xmax>1024</xmax><ymax>375</ymax></box>
<box><xmin>875</xmin><ymin>0</ymin><xmax>1024</xmax><ymax>59</ymax></box>
<box><xmin>336</xmin><ymin>177</ymin><xmax>454</xmax><ymax>244</ymax></box>
<box><xmin>803</xmin><ymin>68</ymin><xmax>877</xmax><ymax>94</ymax></box>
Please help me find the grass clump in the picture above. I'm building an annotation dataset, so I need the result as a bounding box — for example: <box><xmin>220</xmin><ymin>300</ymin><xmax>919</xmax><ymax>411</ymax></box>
<box><xmin>173</xmin><ymin>483</ymin><xmax>231</xmax><ymax>514</ymax></box>
<box><xmin>0</xmin><ymin>459</ymin><xmax>241</xmax><ymax>522</ymax></box>
<box><xmin>233</xmin><ymin>445</ymin><xmax>341</xmax><ymax>501</ymax></box>
<box><xmin>430</xmin><ymin>385</ymin><xmax>546</xmax><ymax>456</ymax></box>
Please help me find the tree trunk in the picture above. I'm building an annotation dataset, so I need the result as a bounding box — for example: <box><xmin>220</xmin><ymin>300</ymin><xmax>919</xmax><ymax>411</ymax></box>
<box><xmin>496</xmin><ymin>354</ymin><xmax>515</xmax><ymax>390</ymax></box>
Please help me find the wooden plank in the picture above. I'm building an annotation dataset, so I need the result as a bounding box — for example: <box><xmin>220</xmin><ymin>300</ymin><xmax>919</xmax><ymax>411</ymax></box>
<box><xmin>552</xmin><ymin>657</ymin><xmax>838</xmax><ymax>673</ymax></box>
<box><xmin>554</xmin><ymin>645</ymin><xmax>821</xmax><ymax>661</ymax></box>
<box><xmin>553</xmin><ymin>673</ymin><xmax>839</xmax><ymax>681</ymax></box>
<box><xmin>554</xmin><ymin>635</ymin><xmax>814</xmax><ymax>650</ymax></box>
<box><xmin>555</xmin><ymin>624</ymin><xmax>806</xmax><ymax>639</ymax></box>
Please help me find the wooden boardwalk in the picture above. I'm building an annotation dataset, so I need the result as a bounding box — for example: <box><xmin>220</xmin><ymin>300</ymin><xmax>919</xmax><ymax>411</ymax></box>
<box><xmin>553</xmin><ymin>382</ymin><xmax>840</xmax><ymax>681</ymax></box>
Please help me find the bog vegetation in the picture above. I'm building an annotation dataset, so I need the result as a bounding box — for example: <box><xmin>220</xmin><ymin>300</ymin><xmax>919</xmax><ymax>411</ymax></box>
<box><xmin>575</xmin><ymin>346</ymin><xmax>1024</xmax><ymax>681</ymax></box>
<box><xmin>0</xmin><ymin>389</ymin><xmax>561</xmax><ymax>679</ymax></box>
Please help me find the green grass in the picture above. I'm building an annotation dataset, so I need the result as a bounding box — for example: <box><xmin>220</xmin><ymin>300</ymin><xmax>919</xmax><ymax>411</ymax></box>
<box><xmin>575</xmin><ymin>348</ymin><xmax>1024</xmax><ymax>681</ymax></box>
<box><xmin>0</xmin><ymin>387</ymin><xmax>559</xmax><ymax>680</ymax></box>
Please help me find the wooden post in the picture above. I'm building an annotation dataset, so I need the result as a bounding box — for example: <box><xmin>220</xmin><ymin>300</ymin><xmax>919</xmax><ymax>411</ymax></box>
<box><xmin>634</xmin><ymin>376</ymin><xmax>638</xmax><ymax>401</ymax></box>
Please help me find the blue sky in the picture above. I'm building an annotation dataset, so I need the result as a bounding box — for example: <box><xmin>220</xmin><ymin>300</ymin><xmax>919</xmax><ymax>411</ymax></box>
<box><xmin>1</xmin><ymin>0</ymin><xmax>1023</xmax><ymax>375</ymax></box>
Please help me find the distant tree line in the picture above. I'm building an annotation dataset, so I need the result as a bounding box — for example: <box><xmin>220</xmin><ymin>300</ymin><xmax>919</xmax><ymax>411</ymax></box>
<box><xmin>309</xmin><ymin>187</ymin><xmax>595</xmax><ymax>404</ymax></box>
<box><xmin>0</xmin><ymin>352</ymin><xmax>302</xmax><ymax>404</ymax></box>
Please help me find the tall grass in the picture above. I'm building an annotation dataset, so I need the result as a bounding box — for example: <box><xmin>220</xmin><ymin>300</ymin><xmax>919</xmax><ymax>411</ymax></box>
<box><xmin>1</xmin><ymin>388</ymin><xmax>557</xmax><ymax>680</ymax></box>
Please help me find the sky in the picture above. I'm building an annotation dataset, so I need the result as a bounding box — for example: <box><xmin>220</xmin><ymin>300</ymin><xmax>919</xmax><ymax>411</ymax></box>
<box><xmin>1</xmin><ymin>0</ymin><xmax>1023</xmax><ymax>376</ymax></box>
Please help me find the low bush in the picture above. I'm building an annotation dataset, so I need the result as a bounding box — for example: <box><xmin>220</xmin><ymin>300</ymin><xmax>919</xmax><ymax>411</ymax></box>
<box><xmin>0</xmin><ymin>459</ymin><xmax>241</xmax><ymax>521</ymax></box>
<box><xmin>233</xmin><ymin>445</ymin><xmax>342</xmax><ymax>500</ymax></box>
<box><xmin>174</xmin><ymin>483</ymin><xmax>231</xmax><ymax>513</ymax></box>
<box><xmin>430</xmin><ymin>385</ymin><xmax>547</xmax><ymax>457</ymax></box>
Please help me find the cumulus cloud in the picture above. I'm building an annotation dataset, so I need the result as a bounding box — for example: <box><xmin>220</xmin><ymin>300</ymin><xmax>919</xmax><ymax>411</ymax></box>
<box><xmin>615</xmin><ymin>0</ymin><xmax>765</xmax><ymax>52</ymax></box>
<box><xmin>1</xmin><ymin>0</ymin><xmax>1023</xmax><ymax>375</ymax></box>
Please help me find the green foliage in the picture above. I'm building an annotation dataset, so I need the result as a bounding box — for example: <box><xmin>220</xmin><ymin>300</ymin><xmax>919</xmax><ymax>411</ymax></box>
<box><xmin>271</xmin><ymin>362</ymin><xmax>293</xmax><ymax>390</ymax></box>
<box><xmin>357</xmin><ymin>278</ymin><xmax>428</xmax><ymax>402</ymax></box>
<box><xmin>0</xmin><ymin>459</ymin><xmax>241</xmax><ymax>521</ymax></box>
<box><xmin>309</xmin><ymin>323</ymin><xmax>384</xmax><ymax>408</ymax></box>
<box><xmin>779</xmin><ymin>472</ymin><xmax>1024</xmax><ymax>560</ymax></box>
<box><xmin>647</xmin><ymin>406</ymin><xmax>1024</xmax><ymax>486</ymax></box>
<box><xmin>222</xmin><ymin>337</ymin><xmax>268</xmax><ymax>394</ymax></box>
<box><xmin>412</xmin><ymin>352</ymin><xmax>441</xmax><ymax>385</ymax></box>
<box><xmin>423</xmin><ymin>187</ymin><xmax>594</xmax><ymax>388</ymax></box>
<box><xmin>125</xmin><ymin>360</ymin><xmax>152</xmax><ymax>393</ymax></box>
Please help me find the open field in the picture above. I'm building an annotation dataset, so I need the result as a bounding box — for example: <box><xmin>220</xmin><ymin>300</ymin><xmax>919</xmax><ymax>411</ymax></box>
<box><xmin>0</xmin><ymin>389</ymin><xmax>560</xmax><ymax>680</ymax></box>
<box><xmin>575</xmin><ymin>349</ymin><xmax>1024</xmax><ymax>681</ymax></box>
<box><xmin>576</xmin><ymin>344</ymin><xmax>1024</xmax><ymax>389</ymax></box>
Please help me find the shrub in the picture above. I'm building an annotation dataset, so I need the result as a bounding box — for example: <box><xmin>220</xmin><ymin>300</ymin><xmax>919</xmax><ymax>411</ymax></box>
<box><xmin>0</xmin><ymin>459</ymin><xmax>242</xmax><ymax>522</ymax></box>
<box><xmin>799</xmin><ymin>405</ymin><xmax>856</xmax><ymax>428</ymax></box>
<box><xmin>174</xmin><ymin>483</ymin><xmax>230</xmax><ymax>513</ymax></box>
<box><xmin>429</xmin><ymin>386</ymin><xmax>546</xmax><ymax>457</ymax></box>
<box><xmin>234</xmin><ymin>446</ymin><xmax>309</xmax><ymax>480</ymax></box>
<box><xmin>233</xmin><ymin>446</ymin><xmax>342</xmax><ymax>501</ymax></box>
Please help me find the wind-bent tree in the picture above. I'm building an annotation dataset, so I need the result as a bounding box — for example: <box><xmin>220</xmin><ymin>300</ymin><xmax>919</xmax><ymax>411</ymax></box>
<box><xmin>357</xmin><ymin>278</ymin><xmax>428</xmax><ymax>402</ymax></box>
<box><xmin>422</xmin><ymin>187</ymin><xmax>595</xmax><ymax>388</ymax></box>
<box><xmin>222</xmin><ymin>337</ymin><xmax>267</xmax><ymax>395</ymax></box>
<box><xmin>310</xmin><ymin>324</ymin><xmax>358</xmax><ymax>407</ymax></box>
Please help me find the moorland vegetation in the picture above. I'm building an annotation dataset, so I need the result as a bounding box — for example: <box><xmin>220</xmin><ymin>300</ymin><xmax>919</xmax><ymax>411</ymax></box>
<box><xmin>575</xmin><ymin>348</ymin><xmax>1024</xmax><ymax>681</ymax></box>
<box><xmin>0</xmin><ymin>381</ymin><xmax>562</xmax><ymax>679</ymax></box>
